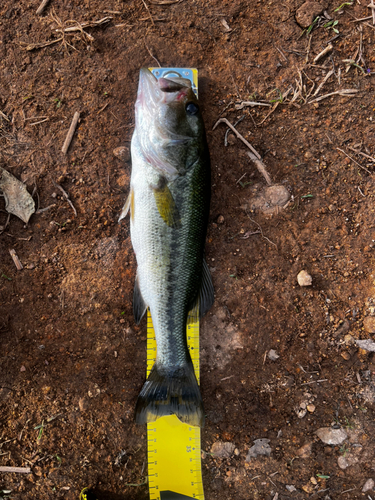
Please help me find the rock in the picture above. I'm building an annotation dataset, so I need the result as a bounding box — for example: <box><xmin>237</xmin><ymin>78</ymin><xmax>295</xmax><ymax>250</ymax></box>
<box><xmin>307</xmin><ymin>404</ymin><xmax>316</xmax><ymax>413</ymax></box>
<box><xmin>363</xmin><ymin>316</ymin><xmax>375</xmax><ymax>334</ymax></box>
<box><xmin>355</xmin><ymin>339</ymin><xmax>375</xmax><ymax>352</ymax></box>
<box><xmin>316</xmin><ymin>427</ymin><xmax>347</xmax><ymax>445</ymax></box>
<box><xmin>113</xmin><ymin>146</ymin><xmax>130</xmax><ymax>161</ymax></box>
<box><xmin>296</xmin><ymin>1</ymin><xmax>325</xmax><ymax>28</ymax></box>
<box><xmin>246</xmin><ymin>438</ymin><xmax>271</xmax><ymax>461</ymax></box>
<box><xmin>250</xmin><ymin>184</ymin><xmax>291</xmax><ymax>215</ymax></box>
<box><xmin>302</xmin><ymin>483</ymin><xmax>314</xmax><ymax>494</ymax></box>
<box><xmin>210</xmin><ymin>441</ymin><xmax>235</xmax><ymax>458</ymax></box>
<box><xmin>297</xmin><ymin>270</ymin><xmax>312</xmax><ymax>287</ymax></box>
<box><xmin>286</xmin><ymin>485</ymin><xmax>297</xmax><ymax>493</ymax></box>
<box><xmin>337</xmin><ymin>454</ymin><xmax>358</xmax><ymax>469</ymax></box>
<box><xmin>341</xmin><ymin>351</ymin><xmax>350</xmax><ymax>360</ymax></box>
<box><xmin>362</xmin><ymin>478</ymin><xmax>375</xmax><ymax>492</ymax></box>
<box><xmin>217</xmin><ymin>215</ymin><xmax>225</xmax><ymax>224</ymax></box>
<box><xmin>296</xmin><ymin>442</ymin><xmax>313</xmax><ymax>458</ymax></box>
<box><xmin>268</xmin><ymin>349</ymin><xmax>279</xmax><ymax>361</ymax></box>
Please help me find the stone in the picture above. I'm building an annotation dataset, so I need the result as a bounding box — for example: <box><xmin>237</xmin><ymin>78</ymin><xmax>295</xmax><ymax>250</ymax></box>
<box><xmin>210</xmin><ymin>441</ymin><xmax>235</xmax><ymax>458</ymax></box>
<box><xmin>355</xmin><ymin>339</ymin><xmax>375</xmax><ymax>352</ymax></box>
<box><xmin>296</xmin><ymin>442</ymin><xmax>313</xmax><ymax>458</ymax></box>
<box><xmin>268</xmin><ymin>349</ymin><xmax>279</xmax><ymax>361</ymax></box>
<box><xmin>296</xmin><ymin>1</ymin><xmax>325</xmax><ymax>28</ymax></box>
<box><xmin>297</xmin><ymin>270</ymin><xmax>312</xmax><ymax>286</ymax></box>
<box><xmin>246</xmin><ymin>438</ymin><xmax>271</xmax><ymax>461</ymax></box>
<box><xmin>363</xmin><ymin>316</ymin><xmax>375</xmax><ymax>333</ymax></box>
<box><xmin>362</xmin><ymin>478</ymin><xmax>375</xmax><ymax>493</ymax></box>
<box><xmin>316</xmin><ymin>427</ymin><xmax>347</xmax><ymax>445</ymax></box>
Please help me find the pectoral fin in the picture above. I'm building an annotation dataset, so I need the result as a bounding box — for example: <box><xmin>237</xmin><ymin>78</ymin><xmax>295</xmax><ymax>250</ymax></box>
<box><xmin>153</xmin><ymin>183</ymin><xmax>181</xmax><ymax>229</ymax></box>
<box><xmin>118</xmin><ymin>188</ymin><xmax>134</xmax><ymax>222</ymax></box>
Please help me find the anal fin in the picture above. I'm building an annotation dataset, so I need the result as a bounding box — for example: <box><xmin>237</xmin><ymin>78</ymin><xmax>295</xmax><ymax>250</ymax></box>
<box><xmin>187</xmin><ymin>258</ymin><xmax>214</xmax><ymax>325</ymax></box>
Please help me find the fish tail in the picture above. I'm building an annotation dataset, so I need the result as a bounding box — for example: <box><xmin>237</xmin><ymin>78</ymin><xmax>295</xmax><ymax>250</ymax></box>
<box><xmin>135</xmin><ymin>362</ymin><xmax>204</xmax><ymax>427</ymax></box>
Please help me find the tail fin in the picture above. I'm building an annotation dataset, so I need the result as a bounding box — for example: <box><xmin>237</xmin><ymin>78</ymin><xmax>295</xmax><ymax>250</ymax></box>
<box><xmin>135</xmin><ymin>363</ymin><xmax>204</xmax><ymax>427</ymax></box>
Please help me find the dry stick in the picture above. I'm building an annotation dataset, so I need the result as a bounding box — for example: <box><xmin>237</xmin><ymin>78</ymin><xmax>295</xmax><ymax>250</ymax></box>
<box><xmin>337</xmin><ymin>148</ymin><xmax>371</xmax><ymax>174</ymax></box>
<box><xmin>313</xmin><ymin>43</ymin><xmax>333</xmax><ymax>64</ymax></box>
<box><xmin>312</xmin><ymin>69</ymin><xmax>334</xmax><ymax>96</ymax></box>
<box><xmin>9</xmin><ymin>249</ymin><xmax>23</xmax><ymax>271</ymax></box>
<box><xmin>234</xmin><ymin>101</ymin><xmax>271</xmax><ymax>110</ymax></box>
<box><xmin>36</xmin><ymin>0</ymin><xmax>50</xmax><ymax>15</ymax></box>
<box><xmin>0</xmin><ymin>110</ymin><xmax>10</xmax><ymax>122</ymax></box>
<box><xmin>141</xmin><ymin>0</ymin><xmax>155</xmax><ymax>26</ymax></box>
<box><xmin>369</xmin><ymin>1</ymin><xmax>375</xmax><ymax>24</ymax></box>
<box><xmin>61</xmin><ymin>112</ymin><xmax>80</xmax><ymax>155</ymax></box>
<box><xmin>213</xmin><ymin>118</ymin><xmax>273</xmax><ymax>185</ymax></box>
<box><xmin>308</xmin><ymin>89</ymin><xmax>359</xmax><ymax>103</ymax></box>
<box><xmin>348</xmin><ymin>147</ymin><xmax>375</xmax><ymax>162</ymax></box>
<box><xmin>258</xmin><ymin>87</ymin><xmax>292</xmax><ymax>125</ymax></box>
<box><xmin>20</xmin><ymin>37</ymin><xmax>63</xmax><ymax>51</ymax></box>
<box><xmin>52</xmin><ymin>180</ymin><xmax>78</xmax><ymax>217</ymax></box>
<box><xmin>0</xmin><ymin>466</ymin><xmax>31</xmax><ymax>473</ymax></box>
<box><xmin>144</xmin><ymin>41</ymin><xmax>161</xmax><ymax>66</ymax></box>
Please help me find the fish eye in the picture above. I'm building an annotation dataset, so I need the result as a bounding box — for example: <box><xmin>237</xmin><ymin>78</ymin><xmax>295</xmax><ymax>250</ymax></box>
<box><xmin>185</xmin><ymin>102</ymin><xmax>199</xmax><ymax>115</ymax></box>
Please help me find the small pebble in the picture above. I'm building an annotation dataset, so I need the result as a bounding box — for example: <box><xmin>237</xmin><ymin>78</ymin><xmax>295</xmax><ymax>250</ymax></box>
<box><xmin>310</xmin><ymin>476</ymin><xmax>318</xmax><ymax>485</ymax></box>
<box><xmin>363</xmin><ymin>316</ymin><xmax>375</xmax><ymax>334</ymax></box>
<box><xmin>338</xmin><ymin>456</ymin><xmax>349</xmax><ymax>470</ymax></box>
<box><xmin>268</xmin><ymin>349</ymin><xmax>279</xmax><ymax>361</ymax></box>
<box><xmin>286</xmin><ymin>485</ymin><xmax>297</xmax><ymax>493</ymax></box>
<box><xmin>297</xmin><ymin>270</ymin><xmax>312</xmax><ymax>287</ymax></box>
<box><xmin>307</xmin><ymin>404</ymin><xmax>316</xmax><ymax>413</ymax></box>
<box><xmin>217</xmin><ymin>215</ymin><xmax>224</xmax><ymax>224</ymax></box>
<box><xmin>211</xmin><ymin>441</ymin><xmax>235</xmax><ymax>458</ymax></box>
<box><xmin>296</xmin><ymin>442</ymin><xmax>312</xmax><ymax>458</ymax></box>
<box><xmin>20</xmin><ymin>365</ymin><xmax>26</xmax><ymax>372</ymax></box>
<box><xmin>362</xmin><ymin>478</ymin><xmax>375</xmax><ymax>493</ymax></box>
<box><xmin>316</xmin><ymin>427</ymin><xmax>347</xmax><ymax>445</ymax></box>
<box><xmin>341</xmin><ymin>351</ymin><xmax>350</xmax><ymax>361</ymax></box>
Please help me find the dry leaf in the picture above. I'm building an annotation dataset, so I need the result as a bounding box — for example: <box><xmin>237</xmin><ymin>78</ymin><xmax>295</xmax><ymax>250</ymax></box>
<box><xmin>0</xmin><ymin>167</ymin><xmax>35</xmax><ymax>223</ymax></box>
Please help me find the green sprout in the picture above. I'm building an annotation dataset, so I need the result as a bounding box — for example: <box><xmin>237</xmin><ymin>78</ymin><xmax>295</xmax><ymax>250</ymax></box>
<box><xmin>334</xmin><ymin>2</ymin><xmax>353</xmax><ymax>11</ymax></box>
<box><xmin>301</xmin><ymin>194</ymin><xmax>314</xmax><ymax>199</ymax></box>
<box><xmin>268</xmin><ymin>88</ymin><xmax>283</xmax><ymax>104</ymax></box>
<box><xmin>339</xmin><ymin>443</ymin><xmax>349</xmax><ymax>456</ymax></box>
<box><xmin>1</xmin><ymin>272</ymin><xmax>12</xmax><ymax>281</ymax></box>
<box><xmin>324</xmin><ymin>20</ymin><xmax>339</xmax><ymax>34</ymax></box>
<box><xmin>307</xmin><ymin>16</ymin><xmax>320</xmax><ymax>35</ymax></box>
<box><xmin>54</xmin><ymin>98</ymin><xmax>62</xmax><ymax>109</ymax></box>
<box><xmin>316</xmin><ymin>473</ymin><xmax>330</xmax><ymax>479</ymax></box>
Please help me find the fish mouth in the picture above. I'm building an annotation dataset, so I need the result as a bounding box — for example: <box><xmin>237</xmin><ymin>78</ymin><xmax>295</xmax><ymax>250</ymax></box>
<box><xmin>137</xmin><ymin>68</ymin><xmax>191</xmax><ymax>107</ymax></box>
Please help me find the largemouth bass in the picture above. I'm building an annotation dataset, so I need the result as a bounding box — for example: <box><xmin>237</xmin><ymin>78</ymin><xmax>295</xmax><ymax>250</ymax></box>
<box><xmin>119</xmin><ymin>68</ymin><xmax>214</xmax><ymax>427</ymax></box>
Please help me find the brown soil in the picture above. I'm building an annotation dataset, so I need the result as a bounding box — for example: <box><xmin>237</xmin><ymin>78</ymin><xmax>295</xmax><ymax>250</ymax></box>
<box><xmin>1</xmin><ymin>1</ymin><xmax>375</xmax><ymax>499</ymax></box>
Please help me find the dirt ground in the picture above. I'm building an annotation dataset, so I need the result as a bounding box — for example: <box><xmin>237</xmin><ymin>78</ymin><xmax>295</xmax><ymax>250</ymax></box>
<box><xmin>1</xmin><ymin>0</ymin><xmax>375</xmax><ymax>498</ymax></box>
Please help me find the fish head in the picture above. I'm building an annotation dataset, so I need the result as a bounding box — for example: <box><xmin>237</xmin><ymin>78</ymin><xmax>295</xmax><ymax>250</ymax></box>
<box><xmin>134</xmin><ymin>68</ymin><xmax>207</xmax><ymax>180</ymax></box>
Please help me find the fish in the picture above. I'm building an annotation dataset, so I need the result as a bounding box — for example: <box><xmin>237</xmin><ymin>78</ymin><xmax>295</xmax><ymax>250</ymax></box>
<box><xmin>119</xmin><ymin>68</ymin><xmax>214</xmax><ymax>427</ymax></box>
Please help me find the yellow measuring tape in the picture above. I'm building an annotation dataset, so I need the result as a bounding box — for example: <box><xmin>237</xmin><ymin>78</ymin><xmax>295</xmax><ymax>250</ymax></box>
<box><xmin>146</xmin><ymin>310</ymin><xmax>204</xmax><ymax>500</ymax></box>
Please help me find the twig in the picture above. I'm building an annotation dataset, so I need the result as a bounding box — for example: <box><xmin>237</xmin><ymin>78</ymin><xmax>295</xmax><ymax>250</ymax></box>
<box><xmin>36</xmin><ymin>0</ymin><xmax>50</xmax><ymax>15</ymax></box>
<box><xmin>0</xmin><ymin>466</ymin><xmax>31</xmax><ymax>473</ymax></box>
<box><xmin>213</xmin><ymin>118</ymin><xmax>261</xmax><ymax>159</ymax></box>
<box><xmin>369</xmin><ymin>1</ymin><xmax>375</xmax><ymax>24</ymax></box>
<box><xmin>275</xmin><ymin>45</ymin><xmax>288</xmax><ymax>62</ymax></box>
<box><xmin>9</xmin><ymin>249</ymin><xmax>23</xmax><ymax>271</ymax></box>
<box><xmin>61</xmin><ymin>111</ymin><xmax>80</xmax><ymax>154</ymax></box>
<box><xmin>313</xmin><ymin>43</ymin><xmax>333</xmax><ymax>64</ymax></box>
<box><xmin>52</xmin><ymin>180</ymin><xmax>77</xmax><ymax>217</ymax></box>
<box><xmin>58</xmin><ymin>17</ymin><xmax>112</xmax><ymax>34</ymax></box>
<box><xmin>20</xmin><ymin>37</ymin><xmax>63</xmax><ymax>51</ymax></box>
<box><xmin>351</xmin><ymin>16</ymin><xmax>372</xmax><ymax>22</ymax></box>
<box><xmin>337</xmin><ymin>148</ymin><xmax>371</xmax><ymax>174</ymax></box>
<box><xmin>247</xmin><ymin>152</ymin><xmax>272</xmax><ymax>186</ymax></box>
<box><xmin>258</xmin><ymin>87</ymin><xmax>292</xmax><ymax>125</ymax></box>
<box><xmin>348</xmin><ymin>147</ymin><xmax>375</xmax><ymax>162</ymax></box>
<box><xmin>308</xmin><ymin>89</ymin><xmax>359</xmax><ymax>103</ymax></box>
<box><xmin>144</xmin><ymin>41</ymin><xmax>161</xmax><ymax>67</ymax></box>
<box><xmin>246</xmin><ymin>215</ymin><xmax>277</xmax><ymax>248</ymax></box>
<box><xmin>225</xmin><ymin>115</ymin><xmax>245</xmax><ymax>146</ymax></box>
<box><xmin>141</xmin><ymin>0</ymin><xmax>155</xmax><ymax>26</ymax></box>
<box><xmin>30</xmin><ymin>118</ymin><xmax>49</xmax><ymax>126</ymax></box>
<box><xmin>313</xmin><ymin>69</ymin><xmax>334</xmax><ymax>96</ymax></box>
<box><xmin>0</xmin><ymin>110</ymin><xmax>10</xmax><ymax>122</ymax></box>
<box><xmin>234</xmin><ymin>101</ymin><xmax>271</xmax><ymax>110</ymax></box>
